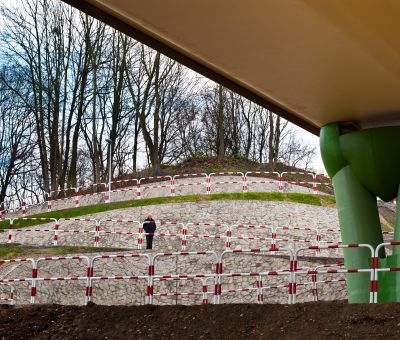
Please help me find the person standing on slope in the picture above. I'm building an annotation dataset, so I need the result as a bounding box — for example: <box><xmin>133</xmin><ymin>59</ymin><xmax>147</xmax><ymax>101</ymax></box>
<box><xmin>143</xmin><ymin>213</ymin><xmax>157</xmax><ymax>250</ymax></box>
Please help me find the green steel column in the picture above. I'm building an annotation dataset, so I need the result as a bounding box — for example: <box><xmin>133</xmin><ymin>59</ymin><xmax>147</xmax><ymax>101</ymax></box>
<box><xmin>320</xmin><ymin>124</ymin><xmax>383</xmax><ymax>303</ymax></box>
<box><xmin>378</xmin><ymin>185</ymin><xmax>400</xmax><ymax>302</ymax></box>
<box><xmin>320</xmin><ymin>123</ymin><xmax>400</xmax><ymax>303</ymax></box>
<box><xmin>393</xmin><ymin>185</ymin><xmax>400</xmax><ymax>250</ymax></box>
<box><xmin>333</xmin><ymin>166</ymin><xmax>383</xmax><ymax>303</ymax></box>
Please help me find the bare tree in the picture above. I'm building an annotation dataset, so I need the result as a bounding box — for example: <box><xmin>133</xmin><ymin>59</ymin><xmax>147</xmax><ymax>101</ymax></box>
<box><xmin>279</xmin><ymin>129</ymin><xmax>316</xmax><ymax>170</ymax></box>
<box><xmin>0</xmin><ymin>69</ymin><xmax>35</xmax><ymax>208</ymax></box>
<box><xmin>217</xmin><ymin>85</ymin><xmax>225</xmax><ymax>160</ymax></box>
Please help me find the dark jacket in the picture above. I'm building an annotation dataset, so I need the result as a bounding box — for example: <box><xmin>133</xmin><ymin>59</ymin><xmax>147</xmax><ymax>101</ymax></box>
<box><xmin>143</xmin><ymin>218</ymin><xmax>157</xmax><ymax>233</ymax></box>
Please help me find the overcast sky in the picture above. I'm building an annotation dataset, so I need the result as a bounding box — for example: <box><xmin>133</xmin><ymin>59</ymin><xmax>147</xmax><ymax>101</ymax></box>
<box><xmin>0</xmin><ymin>0</ymin><xmax>325</xmax><ymax>174</ymax></box>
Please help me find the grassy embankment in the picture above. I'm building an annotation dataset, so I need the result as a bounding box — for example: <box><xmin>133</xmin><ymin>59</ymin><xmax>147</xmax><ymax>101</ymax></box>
<box><xmin>0</xmin><ymin>244</ymin><xmax>131</xmax><ymax>260</ymax></box>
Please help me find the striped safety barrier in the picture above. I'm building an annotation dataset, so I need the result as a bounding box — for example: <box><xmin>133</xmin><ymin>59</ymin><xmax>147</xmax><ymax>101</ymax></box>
<box><xmin>1</xmin><ymin>171</ymin><xmax>333</xmax><ymax>217</ymax></box>
<box><xmin>281</xmin><ymin>172</ymin><xmax>315</xmax><ymax>192</ymax></box>
<box><xmin>208</xmin><ymin>172</ymin><xmax>245</xmax><ymax>194</ymax></box>
<box><xmin>0</xmin><ymin>283</ymin><xmax>15</xmax><ymax>305</ymax></box>
<box><xmin>293</xmin><ymin>244</ymin><xmax>375</xmax><ymax>303</ymax></box>
<box><xmin>2</xmin><ymin>242</ymin><xmax>398</xmax><ymax>306</ymax></box>
<box><xmin>172</xmin><ymin>173</ymin><xmax>208</xmax><ymax>196</ymax></box>
<box><xmin>137</xmin><ymin>176</ymin><xmax>173</xmax><ymax>200</ymax></box>
<box><xmin>243</xmin><ymin>171</ymin><xmax>280</xmax><ymax>193</ymax></box>
<box><xmin>2</xmin><ymin>217</ymin><xmax>345</xmax><ymax>252</ymax></box>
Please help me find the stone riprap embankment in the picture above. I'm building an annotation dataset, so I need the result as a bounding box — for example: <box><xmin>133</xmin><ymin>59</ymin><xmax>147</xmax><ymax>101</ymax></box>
<box><xmin>0</xmin><ymin>200</ymin><xmax>349</xmax><ymax>305</ymax></box>
<box><xmin>1</xmin><ymin>201</ymin><xmax>341</xmax><ymax>256</ymax></box>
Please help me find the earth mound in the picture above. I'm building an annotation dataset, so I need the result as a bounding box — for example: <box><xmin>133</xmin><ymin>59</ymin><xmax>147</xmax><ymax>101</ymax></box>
<box><xmin>1</xmin><ymin>301</ymin><xmax>399</xmax><ymax>339</ymax></box>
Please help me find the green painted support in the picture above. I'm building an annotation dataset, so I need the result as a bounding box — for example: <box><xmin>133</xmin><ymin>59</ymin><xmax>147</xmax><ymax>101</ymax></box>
<box><xmin>320</xmin><ymin>123</ymin><xmax>400</xmax><ymax>303</ymax></box>
<box><xmin>333</xmin><ymin>166</ymin><xmax>382</xmax><ymax>303</ymax></box>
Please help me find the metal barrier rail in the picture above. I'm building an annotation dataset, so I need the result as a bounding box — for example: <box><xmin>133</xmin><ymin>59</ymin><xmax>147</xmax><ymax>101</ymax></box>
<box><xmin>109</xmin><ymin>179</ymin><xmax>138</xmax><ymax>203</ymax></box>
<box><xmin>243</xmin><ymin>171</ymin><xmax>280</xmax><ymax>193</ymax></box>
<box><xmin>88</xmin><ymin>252</ymin><xmax>151</xmax><ymax>304</ymax></box>
<box><xmin>274</xmin><ymin>226</ymin><xmax>320</xmax><ymax>255</ymax></box>
<box><xmin>137</xmin><ymin>176</ymin><xmax>173</xmax><ymax>199</ymax></box>
<box><xmin>281</xmin><ymin>172</ymin><xmax>315</xmax><ymax>192</ymax></box>
<box><xmin>311</xmin><ymin>263</ymin><xmax>345</xmax><ymax>301</ymax></box>
<box><xmin>98</xmin><ymin>219</ymin><xmax>141</xmax><ymax>248</ymax></box>
<box><xmin>2</xmin><ymin>242</ymin><xmax>399</xmax><ymax>306</ymax></box>
<box><xmin>217</xmin><ymin>247</ymin><xmax>295</xmax><ymax>304</ymax></box>
<box><xmin>0</xmin><ymin>283</ymin><xmax>15</xmax><ymax>305</ymax></box>
<box><xmin>0</xmin><ymin>257</ymin><xmax>36</xmax><ymax>303</ymax></box>
<box><xmin>171</xmin><ymin>173</ymin><xmax>208</xmax><ymax>196</ymax></box>
<box><xmin>2</xmin><ymin>171</ymin><xmax>332</xmax><ymax>216</ymax></box>
<box><xmin>34</xmin><ymin>255</ymin><xmax>90</xmax><ymax>305</ymax></box>
<box><xmin>3</xmin><ymin>218</ymin><xmax>343</xmax><ymax>251</ymax></box>
<box><xmin>5</xmin><ymin>217</ymin><xmax>58</xmax><ymax>244</ymax></box>
<box><xmin>293</xmin><ymin>244</ymin><xmax>375</xmax><ymax>303</ymax></box>
<box><xmin>208</xmin><ymin>172</ymin><xmax>245</xmax><ymax>194</ymax></box>
<box><xmin>153</xmin><ymin>276</ymin><xmax>215</xmax><ymax>305</ymax></box>
<box><xmin>150</xmin><ymin>251</ymin><xmax>219</xmax><ymax>304</ymax></box>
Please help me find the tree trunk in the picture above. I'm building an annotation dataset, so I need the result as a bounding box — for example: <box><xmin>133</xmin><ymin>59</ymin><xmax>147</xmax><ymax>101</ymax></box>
<box><xmin>217</xmin><ymin>85</ymin><xmax>225</xmax><ymax>160</ymax></box>
<box><xmin>68</xmin><ymin>55</ymin><xmax>88</xmax><ymax>187</ymax></box>
<box><xmin>91</xmin><ymin>64</ymin><xmax>101</xmax><ymax>183</ymax></box>
<box><xmin>138</xmin><ymin>51</ymin><xmax>162</xmax><ymax>176</ymax></box>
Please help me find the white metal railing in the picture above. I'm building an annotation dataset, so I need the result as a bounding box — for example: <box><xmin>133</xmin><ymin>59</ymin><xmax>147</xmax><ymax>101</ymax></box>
<box><xmin>2</xmin><ymin>241</ymin><xmax>396</xmax><ymax>306</ymax></box>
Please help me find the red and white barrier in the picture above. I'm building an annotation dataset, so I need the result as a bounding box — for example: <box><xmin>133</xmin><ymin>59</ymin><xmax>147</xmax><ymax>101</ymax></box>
<box><xmin>141</xmin><ymin>220</ymin><xmax>185</xmax><ymax>250</ymax></box>
<box><xmin>230</xmin><ymin>224</ymin><xmax>274</xmax><ymax>249</ymax></box>
<box><xmin>0</xmin><ymin>257</ymin><xmax>36</xmax><ymax>303</ymax></box>
<box><xmin>185</xmin><ymin>222</ymin><xmax>228</xmax><ymax>250</ymax></box>
<box><xmin>315</xmin><ymin>173</ymin><xmax>334</xmax><ymax>192</ymax></box>
<box><xmin>219</xmin><ymin>273</ymin><xmax>263</xmax><ymax>303</ymax></box>
<box><xmin>59</xmin><ymin>218</ymin><xmax>99</xmax><ymax>247</ymax></box>
<box><xmin>34</xmin><ymin>255</ymin><xmax>90</xmax><ymax>304</ymax></box>
<box><xmin>294</xmin><ymin>244</ymin><xmax>375</xmax><ymax>303</ymax></box>
<box><xmin>208</xmin><ymin>172</ymin><xmax>245</xmax><ymax>193</ymax></box>
<box><xmin>98</xmin><ymin>219</ymin><xmax>141</xmax><ymax>247</ymax></box>
<box><xmin>281</xmin><ymin>172</ymin><xmax>315</xmax><ymax>192</ymax></box>
<box><xmin>47</xmin><ymin>194</ymin><xmax>52</xmax><ymax>212</ymax></box>
<box><xmin>1</xmin><ymin>198</ymin><xmax>22</xmax><ymax>214</ymax></box>
<box><xmin>5</xmin><ymin>217</ymin><xmax>58</xmax><ymax>244</ymax></box>
<box><xmin>0</xmin><ymin>283</ymin><xmax>15</xmax><ymax>305</ymax></box>
<box><xmin>244</xmin><ymin>171</ymin><xmax>280</xmax><ymax>193</ymax></box>
<box><xmin>310</xmin><ymin>263</ymin><xmax>345</xmax><ymax>301</ymax></box>
<box><xmin>5</xmin><ymin>218</ymin><xmax>13</xmax><ymax>243</ymax></box>
<box><xmin>88</xmin><ymin>252</ymin><xmax>151</xmax><ymax>304</ymax></box>
<box><xmin>109</xmin><ymin>178</ymin><xmax>138</xmax><ymax>202</ymax></box>
<box><xmin>47</xmin><ymin>187</ymin><xmax>79</xmax><ymax>211</ymax></box>
<box><xmin>138</xmin><ymin>176</ymin><xmax>173</xmax><ymax>200</ymax></box>
<box><xmin>6</xmin><ymin>241</ymin><xmax>400</xmax><ymax>306</ymax></box>
<box><xmin>153</xmin><ymin>276</ymin><xmax>214</xmax><ymax>305</ymax></box>
<box><xmin>218</xmin><ymin>247</ymin><xmax>295</xmax><ymax>304</ymax></box>
<box><xmin>1</xmin><ymin>171</ymin><xmax>334</xmax><ymax>218</ymax></box>
<box><xmin>46</xmin><ymin>188</ymin><xmax>80</xmax><ymax>210</ymax></box>
<box><xmin>150</xmin><ymin>251</ymin><xmax>218</xmax><ymax>304</ymax></box>
<box><xmin>172</xmin><ymin>173</ymin><xmax>208</xmax><ymax>196</ymax></box>
<box><xmin>274</xmin><ymin>226</ymin><xmax>320</xmax><ymax>255</ymax></box>
<box><xmin>22</xmin><ymin>193</ymin><xmax>46</xmax><ymax>211</ymax></box>
<box><xmin>3</xmin><ymin>216</ymin><xmax>343</xmax><ymax>254</ymax></box>
<box><xmin>80</xmin><ymin>183</ymin><xmax>109</xmax><ymax>204</ymax></box>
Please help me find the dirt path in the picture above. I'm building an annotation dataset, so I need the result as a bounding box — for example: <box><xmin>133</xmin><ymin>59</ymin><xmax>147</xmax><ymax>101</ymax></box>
<box><xmin>1</xmin><ymin>301</ymin><xmax>400</xmax><ymax>339</ymax></box>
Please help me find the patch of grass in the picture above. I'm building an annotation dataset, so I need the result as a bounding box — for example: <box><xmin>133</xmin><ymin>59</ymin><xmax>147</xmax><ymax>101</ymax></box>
<box><xmin>0</xmin><ymin>192</ymin><xmax>336</xmax><ymax>230</ymax></box>
<box><xmin>319</xmin><ymin>195</ymin><xmax>337</xmax><ymax>207</ymax></box>
<box><xmin>0</xmin><ymin>244</ymin><xmax>25</xmax><ymax>259</ymax></box>
<box><xmin>0</xmin><ymin>244</ymin><xmax>130</xmax><ymax>260</ymax></box>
